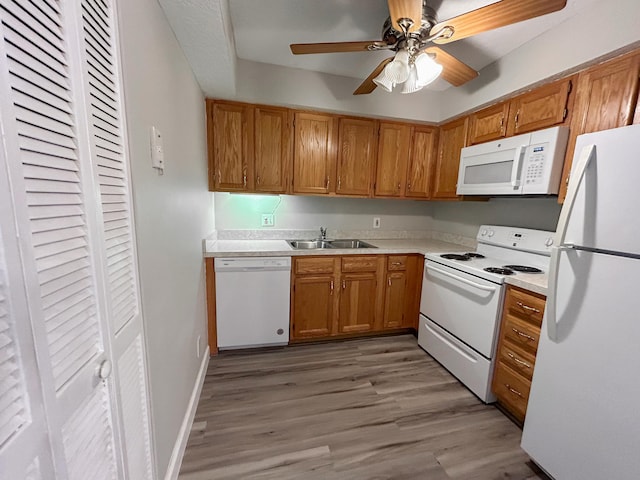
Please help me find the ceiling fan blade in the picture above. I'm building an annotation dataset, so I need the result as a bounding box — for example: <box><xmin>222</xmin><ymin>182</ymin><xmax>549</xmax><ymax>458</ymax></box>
<box><xmin>290</xmin><ymin>41</ymin><xmax>387</xmax><ymax>55</ymax></box>
<box><xmin>353</xmin><ymin>57</ymin><xmax>394</xmax><ymax>95</ymax></box>
<box><xmin>431</xmin><ymin>0</ymin><xmax>567</xmax><ymax>45</ymax></box>
<box><xmin>424</xmin><ymin>47</ymin><xmax>478</xmax><ymax>87</ymax></box>
<box><xmin>388</xmin><ymin>0</ymin><xmax>422</xmax><ymax>33</ymax></box>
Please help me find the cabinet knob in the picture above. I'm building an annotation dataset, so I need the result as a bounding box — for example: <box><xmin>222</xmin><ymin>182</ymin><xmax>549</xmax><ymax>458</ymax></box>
<box><xmin>325</xmin><ymin>177</ymin><xmax>330</xmax><ymax>189</ymax></box>
<box><xmin>388</xmin><ymin>277</ymin><xmax>392</xmax><ymax>286</ymax></box>
<box><xmin>397</xmin><ymin>183</ymin><xmax>401</xmax><ymax>191</ymax></box>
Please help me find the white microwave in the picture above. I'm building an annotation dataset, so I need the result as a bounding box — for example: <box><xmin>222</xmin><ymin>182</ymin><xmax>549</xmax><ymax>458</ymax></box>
<box><xmin>456</xmin><ymin>126</ymin><xmax>569</xmax><ymax>195</ymax></box>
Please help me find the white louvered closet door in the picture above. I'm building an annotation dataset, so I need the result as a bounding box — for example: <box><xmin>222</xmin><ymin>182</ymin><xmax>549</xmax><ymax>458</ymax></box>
<box><xmin>0</xmin><ymin>0</ymin><xmax>153</xmax><ymax>479</ymax></box>
<box><xmin>77</xmin><ymin>0</ymin><xmax>154</xmax><ymax>478</ymax></box>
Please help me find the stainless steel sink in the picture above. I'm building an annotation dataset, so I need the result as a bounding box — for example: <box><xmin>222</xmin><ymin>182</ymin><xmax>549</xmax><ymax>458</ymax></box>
<box><xmin>286</xmin><ymin>240</ymin><xmax>333</xmax><ymax>249</ymax></box>
<box><xmin>286</xmin><ymin>239</ymin><xmax>377</xmax><ymax>250</ymax></box>
<box><xmin>328</xmin><ymin>239</ymin><xmax>376</xmax><ymax>249</ymax></box>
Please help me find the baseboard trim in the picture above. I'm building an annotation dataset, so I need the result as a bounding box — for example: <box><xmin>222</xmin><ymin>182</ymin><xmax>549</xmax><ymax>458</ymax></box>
<box><xmin>164</xmin><ymin>346</ymin><xmax>210</xmax><ymax>480</ymax></box>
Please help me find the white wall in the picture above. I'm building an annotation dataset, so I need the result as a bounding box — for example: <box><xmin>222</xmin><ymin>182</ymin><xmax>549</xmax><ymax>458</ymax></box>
<box><xmin>440</xmin><ymin>0</ymin><xmax>640</xmax><ymax>119</ymax></box>
<box><xmin>214</xmin><ymin>193</ymin><xmax>433</xmax><ymax>232</ymax></box>
<box><xmin>431</xmin><ymin>197</ymin><xmax>562</xmax><ymax>239</ymax></box>
<box><xmin>230</xmin><ymin>59</ymin><xmax>442</xmax><ymax>122</ymax></box>
<box><xmin>117</xmin><ymin>0</ymin><xmax>214</xmax><ymax>477</ymax></box>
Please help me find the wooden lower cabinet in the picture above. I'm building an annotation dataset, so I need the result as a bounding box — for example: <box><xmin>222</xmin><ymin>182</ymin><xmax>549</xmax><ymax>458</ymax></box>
<box><xmin>339</xmin><ymin>272</ymin><xmax>378</xmax><ymax>334</ymax></box>
<box><xmin>291</xmin><ymin>275</ymin><xmax>336</xmax><ymax>338</ymax></box>
<box><xmin>290</xmin><ymin>254</ymin><xmax>423</xmax><ymax>341</ymax></box>
<box><xmin>492</xmin><ymin>285</ymin><xmax>546</xmax><ymax>423</ymax></box>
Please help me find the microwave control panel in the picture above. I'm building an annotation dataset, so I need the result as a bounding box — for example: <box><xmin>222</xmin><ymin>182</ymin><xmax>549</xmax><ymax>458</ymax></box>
<box><xmin>524</xmin><ymin>143</ymin><xmax>549</xmax><ymax>185</ymax></box>
<box><xmin>522</xmin><ymin>126</ymin><xmax>569</xmax><ymax>195</ymax></box>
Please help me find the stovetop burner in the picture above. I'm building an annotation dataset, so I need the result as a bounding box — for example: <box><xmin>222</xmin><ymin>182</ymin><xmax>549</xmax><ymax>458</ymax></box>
<box><xmin>441</xmin><ymin>254</ymin><xmax>471</xmax><ymax>261</ymax></box>
<box><xmin>503</xmin><ymin>265</ymin><xmax>543</xmax><ymax>273</ymax></box>
<box><xmin>484</xmin><ymin>267</ymin><xmax>515</xmax><ymax>275</ymax></box>
<box><xmin>465</xmin><ymin>253</ymin><xmax>485</xmax><ymax>258</ymax></box>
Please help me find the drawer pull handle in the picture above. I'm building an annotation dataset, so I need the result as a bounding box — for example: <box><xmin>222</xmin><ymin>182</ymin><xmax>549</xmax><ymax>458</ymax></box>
<box><xmin>391</xmin><ymin>262</ymin><xmax>402</xmax><ymax>266</ymax></box>
<box><xmin>507</xmin><ymin>352</ymin><xmax>531</xmax><ymax>369</ymax></box>
<box><xmin>517</xmin><ymin>301</ymin><xmax>540</xmax><ymax>313</ymax></box>
<box><xmin>330</xmin><ymin>280</ymin><xmax>334</xmax><ymax>294</ymax></box>
<box><xmin>388</xmin><ymin>277</ymin><xmax>392</xmax><ymax>286</ymax></box>
<box><xmin>505</xmin><ymin>384</ymin><xmax>523</xmax><ymax>398</ymax></box>
<box><xmin>512</xmin><ymin>328</ymin><xmax>536</xmax><ymax>342</ymax></box>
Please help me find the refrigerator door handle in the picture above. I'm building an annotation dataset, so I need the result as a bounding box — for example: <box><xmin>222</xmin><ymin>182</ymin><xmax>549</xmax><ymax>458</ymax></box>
<box><xmin>546</xmin><ymin>245</ymin><xmax>566</xmax><ymax>341</ymax></box>
<box><xmin>555</xmin><ymin>144</ymin><xmax>596</xmax><ymax>245</ymax></box>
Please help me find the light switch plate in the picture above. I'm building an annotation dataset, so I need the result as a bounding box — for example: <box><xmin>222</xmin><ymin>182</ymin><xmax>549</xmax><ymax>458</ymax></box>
<box><xmin>150</xmin><ymin>126</ymin><xmax>164</xmax><ymax>173</ymax></box>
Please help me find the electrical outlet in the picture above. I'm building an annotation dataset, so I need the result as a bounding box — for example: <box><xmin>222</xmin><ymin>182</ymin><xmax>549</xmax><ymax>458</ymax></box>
<box><xmin>261</xmin><ymin>214</ymin><xmax>274</xmax><ymax>227</ymax></box>
<box><xmin>196</xmin><ymin>335</ymin><xmax>201</xmax><ymax>358</ymax></box>
<box><xmin>373</xmin><ymin>217</ymin><xmax>381</xmax><ymax>229</ymax></box>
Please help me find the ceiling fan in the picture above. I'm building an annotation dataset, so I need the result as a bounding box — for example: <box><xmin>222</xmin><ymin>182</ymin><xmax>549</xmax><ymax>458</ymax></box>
<box><xmin>290</xmin><ymin>0</ymin><xmax>567</xmax><ymax>95</ymax></box>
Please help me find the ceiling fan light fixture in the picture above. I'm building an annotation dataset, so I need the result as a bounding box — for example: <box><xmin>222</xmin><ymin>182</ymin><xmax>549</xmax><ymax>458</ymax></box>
<box><xmin>373</xmin><ymin>49</ymin><xmax>410</xmax><ymax>92</ymax></box>
<box><xmin>414</xmin><ymin>52</ymin><xmax>443</xmax><ymax>87</ymax></box>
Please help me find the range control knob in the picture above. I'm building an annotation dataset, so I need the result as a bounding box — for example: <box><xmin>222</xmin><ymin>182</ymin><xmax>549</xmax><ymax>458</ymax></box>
<box><xmin>545</xmin><ymin>237</ymin><xmax>554</xmax><ymax>247</ymax></box>
<box><xmin>481</xmin><ymin>229</ymin><xmax>488</xmax><ymax>236</ymax></box>
<box><xmin>487</xmin><ymin>230</ymin><xmax>495</xmax><ymax>237</ymax></box>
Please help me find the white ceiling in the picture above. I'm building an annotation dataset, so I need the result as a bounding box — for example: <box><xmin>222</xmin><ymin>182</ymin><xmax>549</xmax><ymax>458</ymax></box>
<box><xmin>229</xmin><ymin>0</ymin><xmax>594</xmax><ymax>91</ymax></box>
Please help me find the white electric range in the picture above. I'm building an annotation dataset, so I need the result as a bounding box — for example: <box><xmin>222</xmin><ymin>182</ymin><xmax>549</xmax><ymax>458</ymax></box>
<box><xmin>418</xmin><ymin>225</ymin><xmax>554</xmax><ymax>403</ymax></box>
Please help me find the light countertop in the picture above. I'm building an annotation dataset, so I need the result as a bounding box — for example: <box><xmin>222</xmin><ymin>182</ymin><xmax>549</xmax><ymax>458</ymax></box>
<box><xmin>203</xmin><ymin>238</ymin><xmax>547</xmax><ymax>295</ymax></box>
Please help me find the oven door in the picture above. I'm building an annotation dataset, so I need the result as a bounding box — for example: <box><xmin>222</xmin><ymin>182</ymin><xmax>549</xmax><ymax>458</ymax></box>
<box><xmin>420</xmin><ymin>261</ymin><xmax>503</xmax><ymax>358</ymax></box>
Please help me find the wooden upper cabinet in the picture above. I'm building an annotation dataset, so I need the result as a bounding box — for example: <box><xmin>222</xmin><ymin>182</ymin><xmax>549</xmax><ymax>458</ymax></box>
<box><xmin>467</xmin><ymin>102</ymin><xmax>510</xmax><ymax>145</ymax></box>
<box><xmin>508</xmin><ymin>77</ymin><xmax>573</xmax><ymax>136</ymax></box>
<box><xmin>375</xmin><ymin>122</ymin><xmax>411</xmax><ymax>197</ymax></box>
<box><xmin>209</xmin><ymin>101</ymin><xmax>254</xmax><ymax>192</ymax></box>
<box><xmin>254</xmin><ymin>106</ymin><xmax>291</xmax><ymax>194</ymax></box>
<box><xmin>433</xmin><ymin>117</ymin><xmax>468</xmax><ymax>199</ymax></box>
<box><xmin>559</xmin><ymin>52</ymin><xmax>640</xmax><ymax>202</ymax></box>
<box><xmin>406</xmin><ymin>126</ymin><xmax>438</xmax><ymax>198</ymax></box>
<box><xmin>336</xmin><ymin>117</ymin><xmax>377</xmax><ymax>197</ymax></box>
<box><xmin>293</xmin><ymin>112</ymin><xmax>337</xmax><ymax>194</ymax></box>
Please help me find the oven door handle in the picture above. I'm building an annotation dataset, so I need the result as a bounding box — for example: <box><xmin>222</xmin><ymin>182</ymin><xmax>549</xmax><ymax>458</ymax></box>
<box><xmin>425</xmin><ymin>264</ymin><xmax>497</xmax><ymax>292</ymax></box>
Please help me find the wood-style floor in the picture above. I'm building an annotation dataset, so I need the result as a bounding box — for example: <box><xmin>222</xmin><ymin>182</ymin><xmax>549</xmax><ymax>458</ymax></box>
<box><xmin>179</xmin><ymin>335</ymin><xmax>547</xmax><ymax>480</ymax></box>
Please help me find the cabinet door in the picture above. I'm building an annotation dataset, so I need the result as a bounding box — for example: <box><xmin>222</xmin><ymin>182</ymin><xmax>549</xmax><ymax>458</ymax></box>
<box><xmin>508</xmin><ymin>78</ymin><xmax>573</xmax><ymax>136</ymax></box>
<box><xmin>467</xmin><ymin>102</ymin><xmax>510</xmax><ymax>145</ymax></box>
<box><xmin>255</xmin><ymin>106</ymin><xmax>291</xmax><ymax>193</ymax></box>
<box><xmin>336</xmin><ymin>117</ymin><xmax>377</xmax><ymax>196</ymax></box>
<box><xmin>383</xmin><ymin>271</ymin><xmax>407</xmax><ymax>329</ymax></box>
<box><xmin>559</xmin><ymin>53</ymin><xmax>640</xmax><ymax>202</ymax></box>
<box><xmin>291</xmin><ymin>275</ymin><xmax>335</xmax><ymax>339</ymax></box>
<box><xmin>338</xmin><ymin>273</ymin><xmax>377</xmax><ymax>334</ymax></box>
<box><xmin>375</xmin><ymin>122</ymin><xmax>411</xmax><ymax>197</ymax></box>
<box><xmin>432</xmin><ymin>117</ymin><xmax>468</xmax><ymax>199</ymax></box>
<box><xmin>211</xmin><ymin>102</ymin><xmax>254</xmax><ymax>191</ymax></box>
<box><xmin>293</xmin><ymin>112</ymin><xmax>337</xmax><ymax>194</ymax></box>
<box><xmin>406</xmin><ymin>126</ymin><xmax>438</xmax><ymax>198</ymax></box>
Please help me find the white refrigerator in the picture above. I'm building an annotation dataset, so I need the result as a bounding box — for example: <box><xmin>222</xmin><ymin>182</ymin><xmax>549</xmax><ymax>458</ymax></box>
<box><xmin>521</xmin><ymin>124</ymin><xmax>640</xmax><ymax>479</ymax></box>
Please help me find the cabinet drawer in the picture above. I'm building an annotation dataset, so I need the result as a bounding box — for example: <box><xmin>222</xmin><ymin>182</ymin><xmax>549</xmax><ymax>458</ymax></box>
<box><xmin>505</xmin><ymin>287</ymin><xmax>545</xmax><ymax>328</ymax></box>
<box><xmin>387</xmin><ymin>255</ymin><xmax>407</xmax><ymax>271</ymax></box>
<box><xmin>493</xmin><ymin>362</ymin><xmax>531</xmax><ymax>422</ymax></box>
<box><xmin>498</xmin><ymin>343</ymin><xmax>536</xmax><ymax>381</ymax></box>
<box><xmin>503</xmin><ymin>314</ymin><xmax>541</xmax><ymax>355</ymax></box>
<box><xmin>341</xmin><ymin>256</ymin><xmax>378</xmax><ymax>272</ymax></box>
<box><xmin>294</xmin><ymin>257</ymin><xmax>336</xmax><ymax>275</ymax></box>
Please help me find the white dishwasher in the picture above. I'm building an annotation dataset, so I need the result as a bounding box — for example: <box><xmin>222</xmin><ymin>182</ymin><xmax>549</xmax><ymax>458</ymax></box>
<box><xmin>214</xmin><ymin>257</ymin><xmax>291</xmax><ymax>349</ymax></box>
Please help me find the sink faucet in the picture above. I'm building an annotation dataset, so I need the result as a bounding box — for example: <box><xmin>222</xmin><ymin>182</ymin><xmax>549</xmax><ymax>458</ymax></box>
<box><xmin>319</xmin><ymin>227</ymin><xmax>327</xmax><ymax>240</ymax></box>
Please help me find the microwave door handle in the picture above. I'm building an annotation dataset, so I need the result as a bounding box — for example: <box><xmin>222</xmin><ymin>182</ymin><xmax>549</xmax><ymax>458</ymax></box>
<box><xmin>510</xmin><ymin>145</ymin><xmax>526</xmax><ymax>188</ymax></box>
<box><xmin>555</xmin><ymin>144</ymin><xmax>596</xmax><ymax>246</ymax></box>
